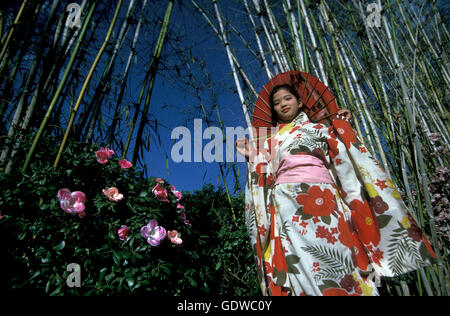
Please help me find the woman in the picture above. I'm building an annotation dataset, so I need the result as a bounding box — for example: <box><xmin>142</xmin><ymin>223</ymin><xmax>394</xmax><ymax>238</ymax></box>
<box><xmin>236</xmin><ymin>84</ymin><xmax>436</xmax><ymax>296</ymax></box>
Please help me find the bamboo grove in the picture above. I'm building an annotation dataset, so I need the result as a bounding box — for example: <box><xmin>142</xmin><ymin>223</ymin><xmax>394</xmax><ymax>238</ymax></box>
<box><xmin>193</xmin><ymin>0</ymin><xmax>449</xmax><ymax>296</ymax></box>
<box><xmin>0</xmin><ymin>0</ymin><xmax>175</xmax><ymax>175</ymax></box>
<box><xmin>0</xmin><ymin>0</ymin><xmax>448</xmax><ymax>296</ymax></box>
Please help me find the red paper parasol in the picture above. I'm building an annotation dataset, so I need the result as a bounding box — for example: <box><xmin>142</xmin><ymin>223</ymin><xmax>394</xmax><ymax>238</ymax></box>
<box><xmin>252</xmin><ymin>71</ymin><xmax>340</xmax><ymax>128</ymax></box>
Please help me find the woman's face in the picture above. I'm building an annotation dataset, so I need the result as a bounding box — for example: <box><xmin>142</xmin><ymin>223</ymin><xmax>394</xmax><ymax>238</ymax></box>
<box><xmin>272</xmin><ymin>88</ymin><xmax>302</xmax><ymax>124</ymax></box>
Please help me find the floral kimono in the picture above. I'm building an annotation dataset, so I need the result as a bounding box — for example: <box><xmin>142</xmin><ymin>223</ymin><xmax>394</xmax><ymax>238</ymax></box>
<box><xmin>244</xmin><ymin>111</ymin><xmax>436</xmax><ymax>296</ymax></box>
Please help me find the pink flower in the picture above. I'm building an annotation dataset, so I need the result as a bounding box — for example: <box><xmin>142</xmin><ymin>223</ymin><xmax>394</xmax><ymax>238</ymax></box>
<box><xmin>174</xmin><ymin>191</ymin><xmax>182</xmax><ymax>200</ymax></box>
<box><xmin>102</xmin><ymin>187</ymin><xmax>123</xmax><ymax>202</ymax></box>
<box><xmin>179</xmin><ymin>212</ymin><xmax>191</xmax><ymax>227</ymax></box>
<box><xmin>176</xmin><ymin>203</ymin><xmax>185</xmax><ymax>210</ymax></box>
<box><xmin>168</xmin><ymin>230</ymin><xmax>183</xmax><ymax>245</ymax></box>
<box><xmin>171</xmin><ymin>187</ymin><xmax>182</xmax><ymax>201</ymax></box>
<box><xmin>155</xmin><ymin>178</ymin><xmax>165</xmax><ymax>184</ymax></box>
<box><xmin>118</xmin><ymin>225</ymin><xmax>130</xmax><ymax>240</ymax></box>
<box><xmin>57</xmin><ymin>189</ymin><xmax>87</xmax><ymax>218</ymax></box>
<box><xmin>141</xmin><ymin>220</ymin><xmax>166</xmax><ymax>246</ymax></box>
<box><xmin>119</xmin><ymin>159</ymin><xmax>132</xmax><ymax>169</ymax></box>
<box><xmin>152</xmin><ymin>184</ymin><xmax>169</xmax><ymax>203</ymax></box>
<box><xmin>95</xmin><ymin>147</ymin><xmax>114</xmax><ymax>164</ymax></box>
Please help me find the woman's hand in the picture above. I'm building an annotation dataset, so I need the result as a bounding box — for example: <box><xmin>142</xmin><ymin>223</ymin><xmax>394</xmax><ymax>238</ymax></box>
<box><xmin>235</xmin><ymin>137</ymin><xmax>250</xmax><ymax>159</ymax></box>
<box><xmin>337</xmin><ymin>109</ymin><xmax>352</xmax><ymax>121</ymax></box>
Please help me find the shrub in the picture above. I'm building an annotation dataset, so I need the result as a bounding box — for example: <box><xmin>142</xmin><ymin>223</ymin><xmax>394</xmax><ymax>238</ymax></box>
<box><xmin>0</xmin><ymin>133</ymin><xmax>259</xmax><ymax>296</ymax></box>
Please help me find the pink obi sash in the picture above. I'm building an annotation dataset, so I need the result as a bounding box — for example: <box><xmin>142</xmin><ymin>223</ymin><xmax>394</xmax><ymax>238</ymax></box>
<box><xmin>274</xmin><ymin>155</ymin><xmax>332</xmax><ymax>185</ymax></box>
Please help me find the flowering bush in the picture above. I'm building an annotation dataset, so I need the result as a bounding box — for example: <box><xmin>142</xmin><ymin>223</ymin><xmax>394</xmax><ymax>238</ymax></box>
<box><xmin>0</xmin><ymin>133</ymin><xmax>259</xmax><ymax>296</ymax></box>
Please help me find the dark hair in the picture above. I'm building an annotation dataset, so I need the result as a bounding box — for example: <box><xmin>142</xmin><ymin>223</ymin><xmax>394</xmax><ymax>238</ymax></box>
<box><xmin>269</xmin><ymin>84</ymin><xmax>302</xmax><ymax>125</ymax></box>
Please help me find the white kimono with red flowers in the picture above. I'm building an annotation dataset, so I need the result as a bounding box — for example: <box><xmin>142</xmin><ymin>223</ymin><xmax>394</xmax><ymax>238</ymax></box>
<box><xmin>244</xmin><ymin>112</ymin><xmax>436</xmax><ymax>296</ymax></box>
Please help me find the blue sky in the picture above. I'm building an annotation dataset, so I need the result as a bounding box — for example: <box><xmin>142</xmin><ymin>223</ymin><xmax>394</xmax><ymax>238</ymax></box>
<box><xmin>7</xmin><ymin>0</ymin><xmax>447</xmax><ymax>194</ymax></box>
<box><xmin>98</xmin><ymin>0</ymin><xmax>450</xmax><ymax>194</ymax></box>
<box><xmin>128</xmin><ymin>1</ymin><xmax>252</xmax><ymax>194</ymax></box>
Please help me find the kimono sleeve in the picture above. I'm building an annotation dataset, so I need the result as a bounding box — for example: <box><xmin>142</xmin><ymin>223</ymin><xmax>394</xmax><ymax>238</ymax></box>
<box><xmin>244</xmin><ymin>138</ymin><xmax>276</xmax><ymax>295</ymax></box>
<box><xmin>326</xmin><ymin>119</ymin><xmax>436</xmax><ymax>277</ymax></box>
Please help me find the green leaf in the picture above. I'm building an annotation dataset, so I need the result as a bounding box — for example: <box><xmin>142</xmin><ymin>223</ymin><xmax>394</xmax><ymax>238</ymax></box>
<box><xmin>18</xmin><ymin>232</ymin><xmax>27</xmax><ymax>240</ymax></box>
<box><xmin>53</xmin><ymin>241</ymin><xmax>65</xmax><ymax>251</ymax></box>
<box><xmin>112</xmin><ymin>252</ymin><xmax>121</xmax><ymax>266</ymax></box>
<box><xmin>105</xmin><ymin>272</ymin><xmax>115</xmax><ymax>282</ymax></box>
<box><xmin>135</xmin><ymin>246</ymin><xmax>147</xmax><ymax>253</ymax></box>
<box><xmin>139</xmin><ymin>191</ymin><xmax>148</xmax><ymax>198</ymax></box>
<box><xmin>45</xmin><ymin>280</ymin><xmax>52</xmax><ymax>293</ymax></box>
<box><xmin>41</xmin><ymin>255</ymin><xmax>51</xmax><ymax>264</ymax></box>
<box><xmin>99</xmin><ymin>267</ymin><xmax>108</xmax><ymax>281</ymax></box>
<box><xmin>160</xmin><ymin>264</ymin><xmax>172</xmax><ymax>275</ymax></box>
<box><xmin>187</xmin><ymin>276</ymin><xmax>198</xmax><ymax>287</ymax></box>
<box><xmin>30</xmin><ymin>271</ymin><xmax>41</xmax><ymax>279</ymax></box>
<box><xmin>49</xmin><ymin>285</ymin><xmax>63</xmax><ymax>296</ymax></box>
<box><xmin>126</xmin><ymin>276</ymin><xmax>135</xmax><ymax>288</ymax></box>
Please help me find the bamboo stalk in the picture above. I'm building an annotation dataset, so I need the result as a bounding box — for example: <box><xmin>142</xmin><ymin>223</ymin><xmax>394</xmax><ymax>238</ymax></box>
<box><xmin>353</xmin><ymin>1</ymin><xmax>395</xmax><ymax>142</ymax></box>
<box><xmin>0</xmin><ymin>0</ymin><xmax>29</xmax><ymax>72</ymax></box>
<box><xmin>295</xmin><ymin>0</ymin><xmax>309</xmax><ymax>73</ymax></box>
<box><xmin>131</xmin><ymin>0</ymin><xmax>174</xmax><ymax>165</ymax></box>
<box><xmin>283</xmin><ymin>0</ymin><xmax>304</xmax><ymax>70</ymax></box>
<box><xmin>262</xmin><ymin>0</ymin><xmax>293</xmax><ymax>70</ymax></box>
<box><xmin>0</xmin><ymin>0</ymin><xmax>60</xmax><ymax>170</ymax></box>
<box><xmin>212</xmin><ymin>0</ymin><xmax>252</xmax><ymax>131</ymax></box>
<box><xmin>319</xmin><ymin>1</ymin><xmax>366</xmax><ymax>143</ymax></box>
<box><xmin>107</xmin><ymin>0</ymin><xmax>148</xmax><ymax>147</ymax></box>
<box><xmin>84</xmin><ymin>0</ymin><xmax>138</xmax><ymax>143</ymax></box>
<box><xmin>183</xmin><ymin>50</ymin><xmax>237</xmax><ymax>220</ymax></box>
<box><xmin>379</xmin><ymin>0</ymin><xmax>447</xmax><ymax>296</ymax></box>
<box><xmin>122</xmin><ymin>1</ymin><xmax>173</xmax><ymax>160</ymax></box>
<box><xmin>326</xmin><ymin>10</ymin><xmax>392</xmax><ymax>179</ymax></box>
<box><xmin>251</xmin><ymin>0</ymin><xmax>283</xmax><ymax>75</ymax></box>
<box><xmin>53</xmin><ymin>0</ymin><xmax>123</xmax><ymax>169</ymax></box>
<box><xmin>22</xmin><ymin>0</ymin><xmax>98</xmax><ymax>172</ymax></box>
<box><xmin>243</xmin><ymin>0</ymin><xmax>273</xmax><ymax>78</ymax></box>
<box><xmin>213</xmin><ymin>0</ymin><xmax>259</xmax><ymax>222</ymax></box>
<box><xmin>191</xmin><ymin>1</ymin><xmax>259</xmax><ymax>98</ymax></box>
<box><xmin>298</xmin><ymin>0</ymin><xmax>328</xmax><ymax>86</ymax></box>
